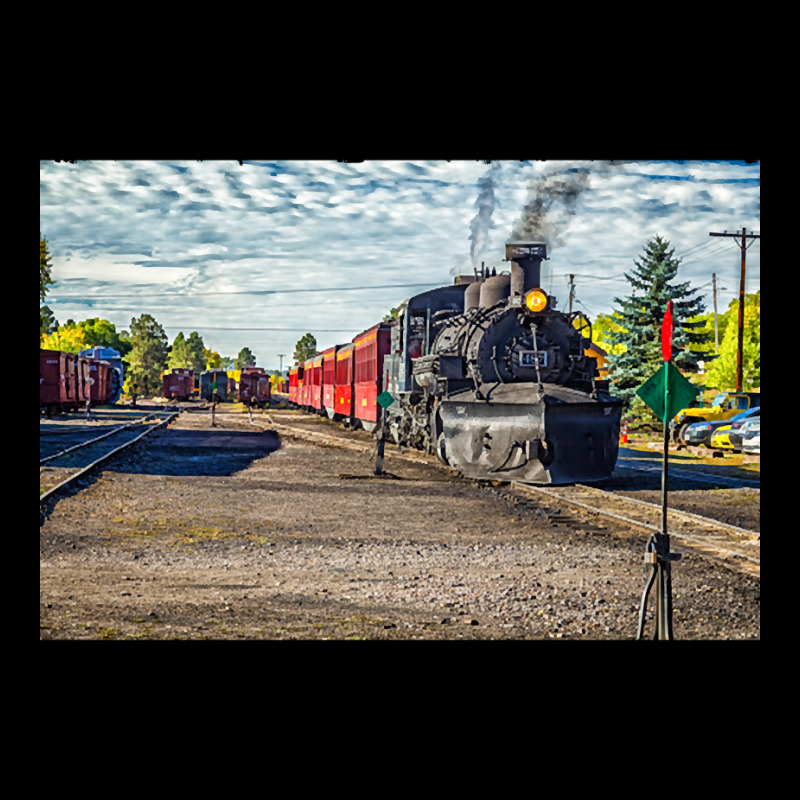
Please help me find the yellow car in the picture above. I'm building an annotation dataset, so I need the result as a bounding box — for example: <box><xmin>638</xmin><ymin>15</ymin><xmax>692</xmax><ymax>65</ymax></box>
<box><xmin>710</xmin><ymin>424</ymin><xmax>734</xmax><ymax>450</ymax></box>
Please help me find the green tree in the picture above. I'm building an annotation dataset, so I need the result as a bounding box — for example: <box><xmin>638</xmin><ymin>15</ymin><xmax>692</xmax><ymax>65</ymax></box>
<box><xmin>40</xmin><ymin>305</ymin><xmax>58</xmax><ymax>337</ymax></box>
<box><xmin>293</xmin><ymin>333</ymin><xmax>317</xmax><ymax>365</ymax></box>
<box><xmin>604</xmin><ymin>235</ymin><xmax>711</xmax><ymax>416</ymax></box>
<box><xmin>235</xmin><ymin>347</ymin><xmax>257</xmax><ymax>369</ymax></box>
<box><xmin>40</xmin><ymin>234</ymin><xmax>54</xmax><ymax>303</ymax></box>
<box><xmin>41</xmin><ymin>322</ymin><xmax>86</xmax><ymax>354</ymax></box>
<box><xmin>383</xmin><ymin>306</ymin><xmax>401</xmax><ymax>322</ymax></box>
<box><xmin>186</xmin><ymin>332</ymin><xmax>207</xmax><ymax>371</ymax></box>
<box><xmin>704</xmin><ymin>292</ymin><xmax>760</xmax><ymax>390</ymax></box>
<box><xmin>124</xmin><ymin>313</ymin><xmax>170</xmax><ymax>398</ymax></box>
<box><xmin>77</xmin><ymin>317</ymin><xmax>131</xmax><ymax>356</ymax></box>
<box><xmin>204</xmin><ymin>349</ymin><xmax>222</xmax><ymax>369</ymax></box>
<box><xmin>167</xmin><ymin>332</ymin><xmax>192</xmax><ymax>369</ymax></box>
<box><xmin>588</xmin><ymin>311</ymin><xmax>627</xmax><ymax>355</ymax></box>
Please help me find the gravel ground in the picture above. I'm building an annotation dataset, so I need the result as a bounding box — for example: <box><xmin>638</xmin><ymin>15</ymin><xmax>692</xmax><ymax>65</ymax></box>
<box><xmin>39</xmin><ymin>407</ymin><xmax>760</xmax><ymax>640</ymax></box>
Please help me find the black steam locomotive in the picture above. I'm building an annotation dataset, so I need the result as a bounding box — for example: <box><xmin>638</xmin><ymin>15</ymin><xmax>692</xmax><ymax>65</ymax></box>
<box><xmin>382</xmin><ymin>242</ymin><xmax>622</xmax><ymax>484</ymax></box>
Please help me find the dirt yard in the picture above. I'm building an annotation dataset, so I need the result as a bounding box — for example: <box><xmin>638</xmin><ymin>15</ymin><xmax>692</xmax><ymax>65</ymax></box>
<box><xmin>39</xmin><ymin>408</ymin><xmax>760</xmax><ymax>640</ymax></box>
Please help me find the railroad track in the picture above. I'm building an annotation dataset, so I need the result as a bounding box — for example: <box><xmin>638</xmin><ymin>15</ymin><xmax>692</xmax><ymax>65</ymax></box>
<box><xmin>615</xmin><ymin>455</ymin><xmax>760</xmax><ymax>490</ymax></box>
<box><xmin>507</xmin><ymin>482</ymin><xmax>760</xmax><ymax>577</ymax></box>
<box><xmin>39</xmin><ymin>410</ymin><xmax>180</xmax><ymax>503</ymax></box>
<box><xmin>254</xmin><ymin>411</ymin><xmax>760</xmax><ymax>578</ymax></box>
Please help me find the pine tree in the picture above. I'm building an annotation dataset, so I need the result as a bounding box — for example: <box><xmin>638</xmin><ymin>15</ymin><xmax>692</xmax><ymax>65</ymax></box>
<box><xmin>236</xmin><ymin>347</ymin><xmax>257</xmax><ymax>369</ymax></box>
<box><xmin>605</xmin><ymin>235</ymin><xmax>711</xmax><ymax>415</ymax></box>
<box><xmin>292</xmin><ymin>334</ymin><xmax>317</xmax><ymax>365</ymax></box>
<box><xmin>167</xmin><ymin>332</ymin><xmax>192</xmax><ymax>369</ymax></box>
<box><xmin>186</xmin><ymin>332</ymin><xmax>207</xmax><ymax>371</ymax></box>
<box><xmin>124</xmin><ymin>314</ymin><xmax>170</xmax><ymax>397</ymax></box>
<box><xmin>40</xmin><ymin>233</ymin><xmax>54</xmax><ymax>303</ymax></box>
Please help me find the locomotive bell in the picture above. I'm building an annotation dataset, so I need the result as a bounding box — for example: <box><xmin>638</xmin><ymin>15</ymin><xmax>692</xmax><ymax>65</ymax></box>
<box><xmin>505</xmin><ymin>241</ymin><xmax>548</xmax><ymax>296</ymax></box>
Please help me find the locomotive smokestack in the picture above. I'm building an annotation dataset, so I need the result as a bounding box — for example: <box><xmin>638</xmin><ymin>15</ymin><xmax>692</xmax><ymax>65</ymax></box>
<box><xmin>506</xmin><ymin>241</ymin><xmax>548</xmax><ymax>296</ymax></box>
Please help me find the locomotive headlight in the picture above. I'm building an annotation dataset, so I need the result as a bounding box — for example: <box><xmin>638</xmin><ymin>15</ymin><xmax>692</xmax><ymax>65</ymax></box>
<box><xmin>525</xmin><ymin>289</ymin><xmax>548</xmax><ymax>313</ymax></box>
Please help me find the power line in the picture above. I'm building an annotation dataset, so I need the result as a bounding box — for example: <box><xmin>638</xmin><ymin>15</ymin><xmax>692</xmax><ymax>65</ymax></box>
<box><xmin>50</xmin><ymin>281</ymin><xmax>445</xmax><ymax>301</ymax></box>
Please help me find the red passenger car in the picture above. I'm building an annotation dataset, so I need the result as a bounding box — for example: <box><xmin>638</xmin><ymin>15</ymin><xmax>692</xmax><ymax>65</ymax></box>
<box><xmin>163</xmin><ymin>368</ymin><xmax>194</xmax><ymax>401</ymax></box>
<box><xmin>288</xmin><ymin>365</ymin><xmax>303</xmax><ymax>405</ymax></box>
<box><xmin>322</xmin><ymin>346</ymin><xmax>338</xmax><ymax>418</ymax></box>
<box><xmin>304</xmin><ymin>354</ymin><xmax>324</xmax><ymax>413</ymax></box>
<box><xmin>238</xmin><ymin>367</ymin><xmax>271</xmax><ymax>408</ymax></box>
<box><xmin>334</xmin><ymin>343</ymin><xmax>355</xmax><ymax>423</ymax></box>
<box><xmin>353</xmin><ymin>323</ymin><xmax>392</xmax><ymax>431</ymax></box>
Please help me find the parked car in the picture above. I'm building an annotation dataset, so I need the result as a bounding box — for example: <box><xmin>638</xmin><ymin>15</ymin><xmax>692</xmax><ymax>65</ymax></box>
<box><xmin>711</xmin><ymin>408</ymin><xmax>761</xmax><ymax>450</ymax></box>
<box><xmin>683</xmin><ymin>407</ymin><xmax>760</xmax><ymax>448</ymax></box>
<box><xmin>710</xmin><ymin>424</ymin><xmax>734</xmax><ymax>450</ymax></box>
<box><xmin>729</xmin><ymin>411</ymin><xmax>761</xmax><ymax>452</ymax></box>
<box><xmin>741</xmin><ymin>419</ymin><xmax>760</xmax><ymax>455</ymax></box>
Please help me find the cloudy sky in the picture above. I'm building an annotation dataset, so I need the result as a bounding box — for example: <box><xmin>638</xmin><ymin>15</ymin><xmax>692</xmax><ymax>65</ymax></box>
<box><xmin>40</xmin><ymin>160</ymin><xmax>760</xmax><ymax>371</ymax></box>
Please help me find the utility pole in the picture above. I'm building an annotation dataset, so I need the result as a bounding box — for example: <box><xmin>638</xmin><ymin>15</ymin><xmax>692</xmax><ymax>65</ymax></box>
<box><xmin>709</xmin><ymin>227</ymin><xmax>760</xmax><ymax>392</ymax></box>
<box><xmin>568</xmin><ymin>274</ymin><xmax>575</xmax><ymax>313</ymax></box>
<box><xmin>712</xmin><ymin>273</ymin><xmax>719</xmax><ymax>352</ymax></box>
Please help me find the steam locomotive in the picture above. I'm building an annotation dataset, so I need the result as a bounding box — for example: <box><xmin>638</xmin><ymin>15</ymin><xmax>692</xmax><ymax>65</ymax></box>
<box><xmin>295</xmin><ymin>242</ymin><xmax>622</xmax><ymax>485</ymax></box>
<box><xmin>381</xmin><ymin>242</ymin><xmax>622</xmax><ymax>484</ymax></box>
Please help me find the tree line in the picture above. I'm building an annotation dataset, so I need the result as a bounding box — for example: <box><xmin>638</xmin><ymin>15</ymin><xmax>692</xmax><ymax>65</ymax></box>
<box><xmin>41</xmin><ymin>233</ymin><xmax>760</xmax><ymax>412</ymax></box>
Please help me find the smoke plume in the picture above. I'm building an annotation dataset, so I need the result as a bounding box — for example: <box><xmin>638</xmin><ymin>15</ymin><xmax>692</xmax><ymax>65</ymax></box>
<box><xmin>510</xmin><ymin>162</ymin><xmax>595</xmax><ymax>249</ymax></box>
<box><xmin>469</xmin><ymin>161</ymin><xmax>502</xmax><ymax>270</ymax></box>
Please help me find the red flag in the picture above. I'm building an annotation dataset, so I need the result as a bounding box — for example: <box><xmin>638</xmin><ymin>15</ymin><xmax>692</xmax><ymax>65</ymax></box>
<box><xmin>661</xmin><ymin>300</ymin><xmax>673</xmax><ymax>362</ymax></box>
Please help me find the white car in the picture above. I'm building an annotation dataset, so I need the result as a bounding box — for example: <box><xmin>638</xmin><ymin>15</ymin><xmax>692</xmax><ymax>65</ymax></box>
<box><xmin>741</xmin><ymin>419</ymin><xmax>760</xmax><ymax>455</ymax></box>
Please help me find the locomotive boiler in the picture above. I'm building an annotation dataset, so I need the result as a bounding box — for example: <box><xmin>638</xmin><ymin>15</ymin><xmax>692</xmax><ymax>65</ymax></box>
<box><xmin>382</xmin><ymin>242</ymin><xmax>622</xmax><ymax>485</ymax></box>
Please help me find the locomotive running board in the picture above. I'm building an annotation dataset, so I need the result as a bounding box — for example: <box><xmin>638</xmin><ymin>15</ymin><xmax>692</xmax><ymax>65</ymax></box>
<box><xmin>438</xmin><ymin>383</ymin><xmax>622</xmax><ymax>486</ymax></box>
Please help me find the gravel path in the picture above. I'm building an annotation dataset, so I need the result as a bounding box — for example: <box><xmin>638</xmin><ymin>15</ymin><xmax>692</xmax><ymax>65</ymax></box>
<box><xmin>40</xmin><ymin>409</ymin><xmax>760</xmax><ymax>640</ymax></box>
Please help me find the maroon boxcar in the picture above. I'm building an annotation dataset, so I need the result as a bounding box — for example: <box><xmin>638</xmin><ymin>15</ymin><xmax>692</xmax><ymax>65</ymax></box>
<box><xmin>162</xmin><ymin>368</ymin><xmax>194</xmax><ymax>401</ymax></box>
<box><xmin>353</xmin><ymin>323</ymin><xmax>392</xmax><ymax>431</ymax></box>
<box><xmin>40</xmin><ymin>349</ymin><xmax>69</xmax><ymax>414</ymax></box>
<box><xmin>86</xmin><ymin>358</ymin><xmax>113</xmax><ymax>405</ymax></box>
<box><xmin>238</xmin><ymin>367</ymin><xmax>271</xmax><ymax>408</ymax></box>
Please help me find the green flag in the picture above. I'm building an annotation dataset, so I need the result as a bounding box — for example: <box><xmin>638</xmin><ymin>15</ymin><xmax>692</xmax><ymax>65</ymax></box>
<box><xmin>377</xmin><ymin>391</ymin><xmax>395</xmax><ymax>409</ymax></box>
<box><xmin>636</xmin><ymin>361</ymin><xmax>698</xmax><ymax>423</ymax></box>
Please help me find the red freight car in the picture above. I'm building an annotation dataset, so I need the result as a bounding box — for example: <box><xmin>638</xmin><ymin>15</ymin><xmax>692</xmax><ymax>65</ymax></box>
<box><xmin>334</xmin><ymin>343</ymin><xmax>355</xmax><ymax>423</ymax></box>
<box><xmin>162</xmin><ymin>368</ymin><xmax>194</xmax><ymax>401</ymax></box>
<box><xmin>40</xmin><ymin>349</ymin><xmax>69</xmax><ymax>415</ymax></box>
<box><xmin>353</xmin><ymin>323</ymin><xmax>392</xmax><ymax>431</ymax></box>
<box><xmin>322</xmin><ymin>346</ymin><xmax>338</xmax><ymax>419</ymax></box>
<box><xmin>238</xmin><ymin>367</ymin><xmax>271</xmax><ymax>408</ymax></box>
<box><xmin>86</xmin><ymin>358</ymin><xmax>113</xmax><ymax>405</ymax></box>
<box><xmin>66</xmin><ymin>352</ymin><xmax>90</xmax><ymax>411</ymax></box>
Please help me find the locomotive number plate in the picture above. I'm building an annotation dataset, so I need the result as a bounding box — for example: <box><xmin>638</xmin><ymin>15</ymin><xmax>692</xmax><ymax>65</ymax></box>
<box><xmin>519</xmin><ymin>350</ymin><xmax>547</xmax><ymax>367</ymax></box>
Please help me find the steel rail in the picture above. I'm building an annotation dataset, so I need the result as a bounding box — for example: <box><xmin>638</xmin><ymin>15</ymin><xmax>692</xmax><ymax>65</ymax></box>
<box><xmin>39</xmin><ymin>412</ymin><xmax>178</xmax><ymax>504</ymax></box>
<box><xmin>615</xmin><ymin>457</ymin><xmax>760</xmax><ymax>490</ymax></box>
<box><xmin>39</xmin><ymin>414</ymin><xmax>158</xmax><ymax>465</ymax></box>
<box><xmin>249</xmin><ymin>413</ymin><xmax>760</xmax><ymax>570</ymax></box>
<box><xmin>509</xmin><ymin>481</ymin><xmax>760</xmax><ymax>568</ymax></box>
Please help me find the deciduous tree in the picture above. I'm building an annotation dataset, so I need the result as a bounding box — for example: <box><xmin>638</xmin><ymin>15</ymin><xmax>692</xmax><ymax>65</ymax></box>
<box><xmin>704</xmin><ymin>292</ymin><xmax>760</xmax><ymax>390</ymax></box>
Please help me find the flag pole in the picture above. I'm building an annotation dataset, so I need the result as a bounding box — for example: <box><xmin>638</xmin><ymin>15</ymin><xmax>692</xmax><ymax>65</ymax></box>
<box><xmin>636</xmin><ymin>301</ymin><xmax>682</xmax><ymax>640</ymax></box>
